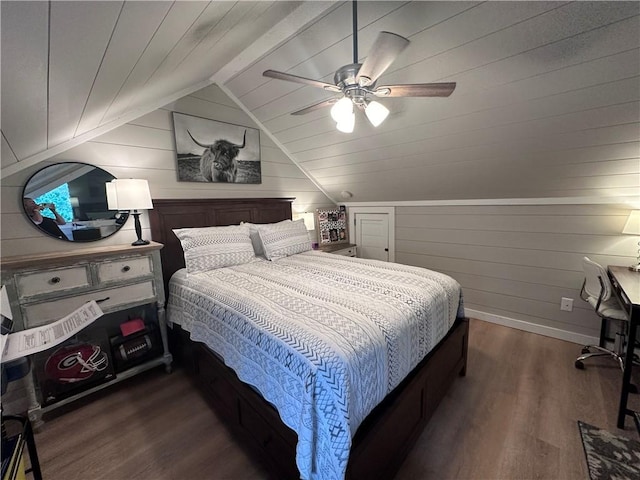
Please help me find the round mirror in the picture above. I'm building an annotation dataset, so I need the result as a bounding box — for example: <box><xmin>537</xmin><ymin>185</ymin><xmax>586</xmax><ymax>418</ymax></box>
<box><xmin>22</xmin><ymin>162</ymin><xmax>129</xmax><ymax>242</ymax></box>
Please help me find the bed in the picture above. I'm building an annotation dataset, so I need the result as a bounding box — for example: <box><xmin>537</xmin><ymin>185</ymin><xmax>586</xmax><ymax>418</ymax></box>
<box><xmin>149</xmin><ymin>198</ymin><xmax>469</xmax><ymax>480</ymax></box>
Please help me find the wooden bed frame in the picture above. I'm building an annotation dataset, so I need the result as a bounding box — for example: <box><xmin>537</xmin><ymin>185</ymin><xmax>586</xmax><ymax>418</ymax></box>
<box><xmin>149</xmin><ymin>198</ymin><xmax>469</xmax><ymax>480</ymax></box>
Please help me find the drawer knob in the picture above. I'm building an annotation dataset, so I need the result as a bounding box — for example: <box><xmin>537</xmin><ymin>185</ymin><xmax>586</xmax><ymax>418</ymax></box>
<box><xmin>122</xmin><ymin>265</ymin><xmax>131</xmax><ymax>273</ymax></box>
<box><xmin>50</xmin><ymin>276</ymin><xmax>61</xmax><ymax>284</ymax></box>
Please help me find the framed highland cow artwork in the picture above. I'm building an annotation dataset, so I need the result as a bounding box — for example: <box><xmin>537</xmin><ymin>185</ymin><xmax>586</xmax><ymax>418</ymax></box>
<box><xmin>172</xmin><ymin>112</ymin><xmax>261</xmax><ymax>184</ymax></box>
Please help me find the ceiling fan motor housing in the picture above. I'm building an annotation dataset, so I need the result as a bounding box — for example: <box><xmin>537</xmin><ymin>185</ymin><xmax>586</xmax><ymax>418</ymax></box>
<box><xmin>334</xmin><ymin>63</ymin><xmax>361</xmax><ymax>86</ymax></box>
<box><xmin>335</xmin><ymin>63</ymin><xmax>375</xmax><ymax>106</ymax></box>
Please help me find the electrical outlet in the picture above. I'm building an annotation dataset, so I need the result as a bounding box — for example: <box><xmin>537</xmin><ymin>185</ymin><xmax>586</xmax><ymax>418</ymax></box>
<box><xmin>560</xmin><ymin>297</ymin><xmax>573</xmax><ymax>312</ymax></box>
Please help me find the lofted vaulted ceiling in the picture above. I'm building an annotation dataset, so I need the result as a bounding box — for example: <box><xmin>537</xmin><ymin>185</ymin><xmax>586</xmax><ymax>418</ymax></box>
<box><xmin>2</xmin><ymin>1</ymin><xmax>639</xmax><ymax>203</ymax></box>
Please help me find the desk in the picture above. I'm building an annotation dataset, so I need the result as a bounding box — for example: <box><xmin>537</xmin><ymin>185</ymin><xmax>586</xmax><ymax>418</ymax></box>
<box><xmin>607</xmin><ymin>266</ymin><xmax>640</xmax><ymax>428</ymax></box>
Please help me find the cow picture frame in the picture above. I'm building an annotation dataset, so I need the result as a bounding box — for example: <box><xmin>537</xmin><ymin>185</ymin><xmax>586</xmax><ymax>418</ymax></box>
<box><xmin>172</xmin><ymin>112</ymin><xmax>261</xmax><ymax>184</ymax></box>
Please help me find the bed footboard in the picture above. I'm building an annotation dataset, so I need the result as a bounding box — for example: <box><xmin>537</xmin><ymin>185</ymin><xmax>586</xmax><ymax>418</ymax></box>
<box><xmin>174</xmin><ymin>317</ymin><xmax>469</xmax><ymax>480</ymax></box>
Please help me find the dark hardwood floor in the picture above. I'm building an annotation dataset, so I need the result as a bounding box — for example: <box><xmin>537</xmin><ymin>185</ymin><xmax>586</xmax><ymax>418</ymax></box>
<box><xmin>32</xmin><ymin>319</ymin><xmax>639</xmax><ymax>479</ymax></box>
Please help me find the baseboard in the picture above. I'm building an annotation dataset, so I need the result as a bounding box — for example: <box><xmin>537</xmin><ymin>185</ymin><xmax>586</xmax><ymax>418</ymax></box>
<box><xmin>465</xmin><ymin>308</ymin><xmax>599</xmax><ymax>346</ymax></box>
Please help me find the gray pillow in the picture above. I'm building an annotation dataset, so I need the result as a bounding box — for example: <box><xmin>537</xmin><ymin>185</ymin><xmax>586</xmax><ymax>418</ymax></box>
<box><xmin>173</xmin><ymin>224</ymin><xmax>255</xmax><ymax>274</ymax></box>
<box><xmin>257</xmin><ymin>219</ymin><xmax>311</xmax><ymax>261</ymax></box>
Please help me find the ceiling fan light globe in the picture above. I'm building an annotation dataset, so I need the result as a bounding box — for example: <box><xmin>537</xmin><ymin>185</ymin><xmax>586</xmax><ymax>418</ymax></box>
<box><xmin>336</xmin><ymin>113</ymin><xmax>355</xmax><ymax>133</ymax></box>
<box><xmin>365</xmin><ymin>101</ymin><xmax>389</xmax><ymax>127</ymax></box>
<box><xmin>330</xmin><ymin>97</ymin><xmax>353</xmax><ymax>122</ymax></box>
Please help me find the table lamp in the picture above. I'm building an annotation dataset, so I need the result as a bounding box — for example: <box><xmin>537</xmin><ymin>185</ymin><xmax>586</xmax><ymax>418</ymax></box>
<box><xmin>106</xmin><ymin>179</ymin><xmax>153</xmax><ymax>246</ymax></box>
<box><xmin>292</xmin><ymin>212</ymin><xmax>315</xmax><ymax>230</ymax></box>
<box><xmin>622</xmin><ymin>210</ymin><xmax>640</xmax><ymax>272</ymax></box>
<box><xmin>292</xmin><ymin>212</ymin><xmax>317</xmax><ymax>247</ymax></box>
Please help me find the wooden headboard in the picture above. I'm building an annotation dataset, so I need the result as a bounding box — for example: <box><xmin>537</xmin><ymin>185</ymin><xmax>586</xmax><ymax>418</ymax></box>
<box><xmin>149</xmin><ymin>198</ymin><xmax>293</xmax><ymax>291</ymax></box>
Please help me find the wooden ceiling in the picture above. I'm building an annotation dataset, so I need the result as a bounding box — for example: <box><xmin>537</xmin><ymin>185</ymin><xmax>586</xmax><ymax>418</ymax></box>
<box><xmin>1</xmin><ymin>1</ymin><xmax>315</xmax><ymax>171</ymax></box>
<box><xmin>2</xmin><ymin>1</ymin><xmax>639</xmax><ymax>203</ymax></box>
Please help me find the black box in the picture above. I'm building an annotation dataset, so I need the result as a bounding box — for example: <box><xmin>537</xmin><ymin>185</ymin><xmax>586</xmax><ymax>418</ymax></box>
<box><xmin>33</xmin><ymin>329</ymin><xmax>115</xmax><ymax>406</ymax></box>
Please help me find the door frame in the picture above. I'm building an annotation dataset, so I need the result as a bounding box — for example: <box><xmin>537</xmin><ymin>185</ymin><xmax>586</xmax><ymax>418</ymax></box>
<box><xmin>347</xmin><ymin>206</ymin><xmax>395</xmax><ymax>262</ymax></box>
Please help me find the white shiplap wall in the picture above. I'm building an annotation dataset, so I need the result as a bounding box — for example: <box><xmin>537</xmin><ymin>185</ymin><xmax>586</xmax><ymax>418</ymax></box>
<box><xmin>1</xmin><ymin>84</ymin><xmax>334</xmax><ymax>258</ymax></box>
<box><xmin>393</xmin><ymin>203</ymin><xmax>637</xmax><ymax>343</ymax></box>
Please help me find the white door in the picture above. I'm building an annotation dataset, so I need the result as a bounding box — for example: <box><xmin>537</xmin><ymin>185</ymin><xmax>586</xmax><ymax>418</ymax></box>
<box><xmin>356</xmin><ymin>213</ymin><xmax>389</xmax><ymax>261</ymax></box>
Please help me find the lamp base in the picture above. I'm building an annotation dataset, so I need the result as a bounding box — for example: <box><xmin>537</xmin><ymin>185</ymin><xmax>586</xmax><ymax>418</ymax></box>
<box><xmin>130</xmin><ymin>211</ymin><xmax>150</xmax><ymax>246</ymax></box>
<box><xmin>629</xmin><ymin>263</ymin><xmax>640</xmax><ymax>272</ymax></box>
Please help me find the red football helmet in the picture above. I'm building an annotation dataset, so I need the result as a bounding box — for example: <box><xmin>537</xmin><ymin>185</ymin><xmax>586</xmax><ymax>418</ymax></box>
<box><xmin>44</xmin><ymin>342</ymin><xmax>109</xmax><ymax>383</ymax></box>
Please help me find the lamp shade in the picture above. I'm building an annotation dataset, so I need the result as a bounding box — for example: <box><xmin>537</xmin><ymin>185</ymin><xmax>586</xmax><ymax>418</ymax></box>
<box><xmin>106</xmin><ymin>179</ymin><xmax>153</xmax><ymax>211</ymax></box>
<box><xmin>293</xmin><ymin>212</ymin><xmax>315</xmax><ymax>231</ymax></box>
<box><xmin>106</xmin><ymin>182</ymin><xmax>117</xmax><ymax>209</ymax></box>
<box><xmin>365</xmin><ymin>101</ymin><xmax>389</xmax><ymax>127</ymax></box>
<box><xmin>622</xmin><ymin>210</ymin><xmax>640</xmax><ymax>235</ymax></box>
<box><xmin>336</xmin><ymin>112</ymin><xmax>355</xmax><ymax>133</ymax></box>
<box><xmin>330</xmin><ymin>97</ymin><xmax>353</xmax><ymax>123</ymax></box>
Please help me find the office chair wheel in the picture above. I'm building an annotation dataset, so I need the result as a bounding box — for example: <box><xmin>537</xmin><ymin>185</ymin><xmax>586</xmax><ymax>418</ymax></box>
<box><xmin>581</xmin><ymin>347</ymin><xmax>591</xmax><ymax>354</ymax></box>
<box><xmin>575</xmin><ymin>360</ymin><xmax>585</xmax><ymax>370</ymax></box>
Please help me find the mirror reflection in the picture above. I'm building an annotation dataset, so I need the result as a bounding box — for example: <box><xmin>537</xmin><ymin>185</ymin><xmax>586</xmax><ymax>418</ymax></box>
<box><xmin>22</xmin><ymin>162</ymin><xmax>129</xmax><ymax>242</ymax></box>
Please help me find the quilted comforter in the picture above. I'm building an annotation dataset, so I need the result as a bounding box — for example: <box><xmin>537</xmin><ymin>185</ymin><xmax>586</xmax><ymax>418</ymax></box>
<box><xmin>167</xmin><ymin>250</ymin><xmax>463</xmax><ymax>480</ymax></box>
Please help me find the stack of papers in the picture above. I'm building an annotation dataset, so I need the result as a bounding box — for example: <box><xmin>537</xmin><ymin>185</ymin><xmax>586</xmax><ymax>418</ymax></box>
<box><xmin>1</xmin><ymin>300</ymin><xmax>103</xmax><ymax>363</ymax></box>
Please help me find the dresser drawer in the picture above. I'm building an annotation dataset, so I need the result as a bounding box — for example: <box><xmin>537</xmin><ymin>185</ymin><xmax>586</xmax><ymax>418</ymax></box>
<box><xmin>97</xmin><ymin>256</ymin><xmax>152</xmax><ymax>283</ymax></box>
<box><xmin>333</xmin><ymin>246</ymin><xmax>357</xmax><ymax>257</ymax></box>
<box><xmin>22</xmin><ymin>281</ymin><xmax>156</xmax><ymax>327</ymax></box>
<box><xmin>15</xmin><ymin>266</ymin><xmax>90</xmax><ymax>298</ymax></box>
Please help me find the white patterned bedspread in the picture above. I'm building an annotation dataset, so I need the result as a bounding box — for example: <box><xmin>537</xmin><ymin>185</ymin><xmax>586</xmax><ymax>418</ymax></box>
<box><xmin>167</xmin><ymin>250</ymin><xmax>463</xmax><ymax>480</ymax></box>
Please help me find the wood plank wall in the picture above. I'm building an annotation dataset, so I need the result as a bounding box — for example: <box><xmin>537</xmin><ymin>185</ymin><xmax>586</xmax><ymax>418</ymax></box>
<box><xmin>1</xmin><ymin>84</ymin><xmax>334</xmax><ymax>257</ymax></box>
<box><xmin>395</xmin><ymin>203</ymin><xmax>637</xmax><ymax>342</ymax></box>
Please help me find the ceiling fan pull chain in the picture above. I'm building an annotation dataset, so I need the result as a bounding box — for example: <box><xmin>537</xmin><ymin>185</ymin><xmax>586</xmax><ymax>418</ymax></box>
<box><xmin>352</xmin><ymin>0</ymin><xmax>358</xmax><ymax>64</ymax></box>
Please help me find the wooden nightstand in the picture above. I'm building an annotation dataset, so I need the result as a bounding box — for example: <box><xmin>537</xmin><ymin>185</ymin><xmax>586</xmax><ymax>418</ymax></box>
<box><xmin>0</xmin><ymin>242</ymin><xmax>172</xmax><ymax>427</ymax></box>
<box><xmin>319</xmin><ymin>243</ymin><xmax>357</xmax><ymax>257</ymax></box>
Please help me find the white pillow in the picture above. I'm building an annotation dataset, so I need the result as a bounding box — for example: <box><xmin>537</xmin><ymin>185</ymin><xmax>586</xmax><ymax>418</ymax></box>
<box><xmin>173</xmin><ymin>224</ymin><xmax>255</xmax><ymax>274</ymax></box>
<box><xmin>257</xmin><ymin>219</ymin><xmax>311</xmax><ymax>261</ymax></box>
<box><xmin>242</xmin><ymin>219</ymin><xmax>291</xmax><ymax>257</ymax></box>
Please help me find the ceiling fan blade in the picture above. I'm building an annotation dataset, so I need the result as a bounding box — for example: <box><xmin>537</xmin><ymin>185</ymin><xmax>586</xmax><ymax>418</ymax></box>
<box><xmin>373</xmin><ymin>82</ymin><xmax>456</xmax><ymax>98</ymax></box>
<box><xmin>291</xmin><ymin>98</ymin><xmax>339</xmax><ymax>116</ymax></box>
<box><xmin>356</xmin><ymin>32</ymin><xmax>410</xmax><ymax>87</ymax></box>
<box><xmin>263</xmin><ymin>70</ymin><xmax>341</xmax><ymax>92</ymax></box>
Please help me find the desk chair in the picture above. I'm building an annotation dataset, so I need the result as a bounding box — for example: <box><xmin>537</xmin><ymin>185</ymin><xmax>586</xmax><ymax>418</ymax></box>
<box><xmin>2</xmin><ymin>360</ymin><xmax>42</xmax><ymax>480</ymax></box>
<box><xmin>575</xmin><ymin>257</ymin><xmax>636</xmax><ymax>375</ymax></box>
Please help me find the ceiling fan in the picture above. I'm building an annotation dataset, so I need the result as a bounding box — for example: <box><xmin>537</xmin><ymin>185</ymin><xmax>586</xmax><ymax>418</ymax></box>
<box><xmin>263</xmin><ymin>0</ymin><xmax>456</xmax><ymax>132</ymax></box>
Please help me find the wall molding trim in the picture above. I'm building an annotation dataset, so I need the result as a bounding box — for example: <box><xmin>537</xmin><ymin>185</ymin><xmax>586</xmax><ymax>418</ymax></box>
<box><xmin>343</xmin><ymin>196</ymin><xmax>640</xmax><ymax>208</ymax></box>
<box><xmin>466</xmin><ymin>308</ymin><xmax>598</xmax><ymax>346</ymax></box>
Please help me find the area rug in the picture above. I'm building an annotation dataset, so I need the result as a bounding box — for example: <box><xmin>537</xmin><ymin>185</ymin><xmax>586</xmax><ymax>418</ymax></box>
<box><xmin>578</xmin><ymin>421</ymin><xmax>640</xmax><ymax>480</ymax></box>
